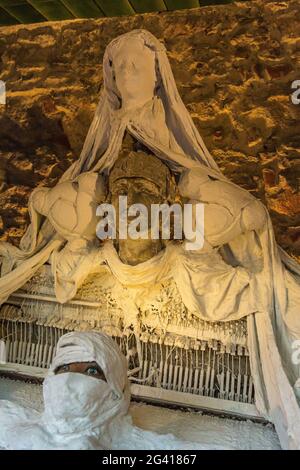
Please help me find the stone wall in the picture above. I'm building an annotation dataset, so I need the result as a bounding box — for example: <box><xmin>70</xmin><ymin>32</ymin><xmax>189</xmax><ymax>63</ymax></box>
<box><xmin>0</xmin><ymin>0</ymin><xmax>299</xmax><ymax>258</ymax></box>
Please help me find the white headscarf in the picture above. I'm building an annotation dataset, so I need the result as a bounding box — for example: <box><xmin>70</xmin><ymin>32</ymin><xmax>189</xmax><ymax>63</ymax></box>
<box><xmin>0</xmin><ymin>331</ymin><xmax>231</xmax><ymax>450</ymax></box>
<box><xmin>0</xmin><ymin>331</ymin><xmax>131</xmax><ymax>450</ymax></box>
<box><xmin>49</xmin><ymin>330</ymin><xmax>129</xmax><ymax>396</ymax></box>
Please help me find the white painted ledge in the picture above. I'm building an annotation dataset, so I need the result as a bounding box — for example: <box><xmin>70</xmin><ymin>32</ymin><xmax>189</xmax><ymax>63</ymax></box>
<box><xmin>130</xmin><ymin>384</ymin><xmax>263</xmax><ymax>421</ymax></box>
<box><xmin>0</xmin><ymin>362</ymin><xmax>263</xmax><ymax>421</ymax></box>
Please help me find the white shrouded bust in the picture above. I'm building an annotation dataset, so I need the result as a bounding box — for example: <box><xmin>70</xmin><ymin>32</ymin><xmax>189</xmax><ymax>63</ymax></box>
<box><xmin>0</xmin><ymin>29</ymin><xmax>299</xmax><ymax>449</ymax></box>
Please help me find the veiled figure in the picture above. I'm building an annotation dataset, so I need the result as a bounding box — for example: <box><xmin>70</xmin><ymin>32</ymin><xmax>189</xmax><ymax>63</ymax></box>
<box><xmin>0</xmin><ymin>29</ymin><xmax>300</xmax><ymax>449</ymax></box>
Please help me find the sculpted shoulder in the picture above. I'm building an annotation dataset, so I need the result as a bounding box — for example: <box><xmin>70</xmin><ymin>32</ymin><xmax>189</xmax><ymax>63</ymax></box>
<box><xmin>178</xmin><ymin>167</ymin><xmax>253</xmax><ymax>211</ymax></box>
<box><xmin>179</xmin><ymin>167</ymin><xmax>267</xmax><ymax>247</ymax></box>
<box><xmin>30</xmin><ymin>173</ymin><xmax>106</xmax><ymax>241</ymax></box>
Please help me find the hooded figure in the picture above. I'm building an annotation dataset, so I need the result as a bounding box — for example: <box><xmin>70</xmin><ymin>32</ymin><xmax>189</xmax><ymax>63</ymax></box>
<box><xmin>0</xmin><ymin>29</ymin><xmax>299</xmax><ymax>449</ymax></box>
<box><xmin>0</xmin><ymin>331</ymin><xmax>231</xmax><ymax>450</ymax></box>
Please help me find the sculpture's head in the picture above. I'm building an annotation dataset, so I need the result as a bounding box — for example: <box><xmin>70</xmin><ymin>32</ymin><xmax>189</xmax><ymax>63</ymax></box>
<box><xmin>103</xmin><ymin>29</ymin><xmax>163</xmax><ymax>112</ymax></box>
<box><xmin>108</xmin><ymin>151</ymin><xmax>178</xmax><ymax>265</ymax></box>
<box><xmin>72</xmin><ymin>29</ymin><xmax>218</xmax><ymax>180</ymax></box>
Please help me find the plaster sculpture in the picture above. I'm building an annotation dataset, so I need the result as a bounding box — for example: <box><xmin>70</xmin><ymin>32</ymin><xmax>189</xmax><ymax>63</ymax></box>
<box><xmin>0</xmin><ymin>29</ymin><xmax>300</xmax><ymax>449</ymax></box>
<box><xmin>0</xmin><ymin>331</ymin><xmax>232</xmax><ymax>450</ymax></box>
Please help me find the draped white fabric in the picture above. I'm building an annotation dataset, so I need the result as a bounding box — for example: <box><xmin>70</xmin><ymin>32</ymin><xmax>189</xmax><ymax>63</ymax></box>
<box><xmin>0</xmin><ymin>332</ymin><xmax>231</xmax><ymax>450</ymax></box>
<box><xmin>98</xmin><ymin>240</ymin><xmax>259</xmax><ymax>323</ymax></box>
<box><xmin>0</xmin><ymin>29</ymin><xmax>299</xmax><ymax>449</ymax></box>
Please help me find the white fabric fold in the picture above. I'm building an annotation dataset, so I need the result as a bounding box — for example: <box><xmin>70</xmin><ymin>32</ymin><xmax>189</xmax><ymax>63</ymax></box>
<box><xmin>0</xmin><ymin>331</ymin><xmax>231</xmax><ymax>450</ymax></box>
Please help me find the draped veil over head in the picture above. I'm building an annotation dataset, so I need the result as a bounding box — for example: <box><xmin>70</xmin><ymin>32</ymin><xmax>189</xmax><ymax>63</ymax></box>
<box><xmin>66</xmin><ymin>28</ymin><xmax>221</xmax><ymax>178</ymax></box>
<box><xmin>0</xmin><ymin>331</ymin><xmax>130</xmax><ymax>449</ymax></box>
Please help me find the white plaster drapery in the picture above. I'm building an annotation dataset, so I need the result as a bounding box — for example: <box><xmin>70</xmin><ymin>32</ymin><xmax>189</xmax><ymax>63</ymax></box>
<box><xmin>0</xmin><ymin>29</ymin><xmax>299</xmax><ymax>448</ymax></box>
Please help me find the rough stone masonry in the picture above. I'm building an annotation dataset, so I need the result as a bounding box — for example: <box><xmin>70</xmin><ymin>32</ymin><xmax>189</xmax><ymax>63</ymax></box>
<box><xmin>0</xmin><ymin>0</ymin><xmax>299</xmax><ymax>258</ymax></box>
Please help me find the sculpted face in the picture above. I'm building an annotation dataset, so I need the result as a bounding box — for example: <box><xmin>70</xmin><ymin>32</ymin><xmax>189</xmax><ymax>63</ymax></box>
<box><xmin>110</xmin><ymin>177</ymin><xmax>164</xmax><ymax>266</ymax></box>
<box><xmin>111</xmin><ymin>178</ymin><xmax>161</xmax><ymax>214</ymax></box>
<box><xmin>111</xmin><ymin>38</ymin><xmax>157</xmax><ymax>111</ymax></box>
<box><xmin>108</xmin><ymin>152</ymin><xmax>174</xmax><ymax>266</ymax></box>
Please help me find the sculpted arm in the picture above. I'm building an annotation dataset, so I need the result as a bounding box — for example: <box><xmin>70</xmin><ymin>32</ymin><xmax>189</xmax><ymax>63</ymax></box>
<box><xmin>30</xmin><ymin>172</ymin><xmax>106</xmax><ymax>241</ymax></box>
<box><xmin>179</xmin><ymin>168</ymin><xmax>267</xmax><ymax>248</ymax></box>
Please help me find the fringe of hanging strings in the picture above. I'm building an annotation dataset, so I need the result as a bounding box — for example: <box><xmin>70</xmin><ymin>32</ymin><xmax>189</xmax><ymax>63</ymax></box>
<box><xmin>0</xmin><ymin>295</ymin><xmax>253</xmax><ymax>404</ymax></box>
